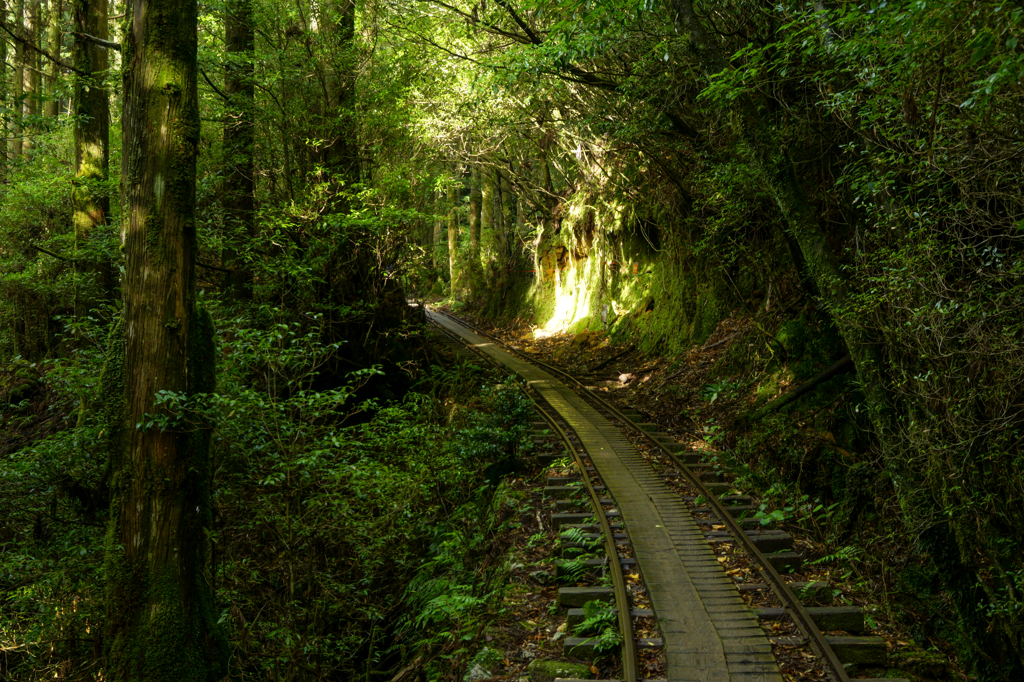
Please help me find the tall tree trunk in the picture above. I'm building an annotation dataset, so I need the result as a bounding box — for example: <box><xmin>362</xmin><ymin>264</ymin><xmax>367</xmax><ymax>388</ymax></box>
<box><xmin>431</xmin><ymin>189</ymin><xmax>442</xmax><ymax>271</ymax></box>
<box><xmin>322</xmin><ymin>0</ymin><xmax>358</xmax><ymax>189</ymax></box>
<box><xmin>43</xmin><ymin>0</ymin><xmax>59</xmax><ymax>118</ymax></box>
<box><xmin>497</xmin><ymin>169</ymin><xmax>513</xmax><ymax>261</ymax></box>
<box><xmin>103</xmin><ymin>0</ymin><xmax>227</xmax><ymax>676</ymax></box>
<box><xmin>1</xmin><ymin>2</ymin><xmax>7</xmax><ymax>173</ymax></box>
<box><xmin>73</xmin><ymin>0</ymin><xmax>112</xmax><ymax>314</ymax></box>
<box><xmin>222</xmin><ymin>0</ymin><xmax>254</xmax><ymax>298</ymax></box>
<box><xmin>11</xmin><ymin>0</ymin><xmax>24</xmax><ymax>158</ymax></box>
<box><xmin>516</xmin><ymin>194</ymin><xmax>525</xmax><ymax>242</ymax></box>
<box><xmin>468</xmin><ymin>166</ymin><xmax>481</xmax><ymax>265</ymax></box>
<box><xmin>480</xmin><ymin>166</ymin><xmax>494</xmax><ymax>264</ymax></box>
<box><xmin>447</xmin><ymin>183</ymin><xmax>458</xmax><ymax>289</ymax></box>
<box><xmin>468</xmin><ymin>165</ymin><xmax>481</xmax><ymax>291</ymax></box>
<box><xmin>27</xmin><ymin>0</ymin><xmax>40</xmax><ymax>123</ymax></box>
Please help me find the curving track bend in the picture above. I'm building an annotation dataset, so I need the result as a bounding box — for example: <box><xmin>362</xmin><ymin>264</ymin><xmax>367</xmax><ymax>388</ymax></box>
<box><xmin>428</xmin><ymin>309</ymin><xmax>781</xmax><ymax>682</ymax></box>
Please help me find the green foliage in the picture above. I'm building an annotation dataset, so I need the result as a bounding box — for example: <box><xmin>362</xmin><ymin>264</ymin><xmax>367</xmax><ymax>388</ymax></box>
<box><xmin>571</xmin><ymin>600</ymin><xmax>622</xmax><ymax>654</ymax></box>
<box><xmin>0</xmin><ymin>344</ymin><xmax>108</xmax><ymax>678</ymax></box>
<box><xmin>702</xmin><ymin>378</ymin><xmax>743</xmax><ymax>404</ymax></box>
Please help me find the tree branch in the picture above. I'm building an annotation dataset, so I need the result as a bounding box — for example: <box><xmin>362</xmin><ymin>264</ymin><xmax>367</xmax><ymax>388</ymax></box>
<box><xmin>0</xmin><ymin>20</ymin><xmax>87</xmax><ymax>76</ymax></box>
<box><xmin>200</xmin><ymin>67</ymin><xmax>231</xmax><ymax>102</ymax></box>
<box><xmin>747</xmin><ymin>354</ymin><xmax>854</xmax><ymax>422</ymax></box>
<box><xmin>30</xmin><ymin>243</ymin><xmax>77</xmax><ymax>262</ymax></box>
<box><xmin>492</xmin><ymin>0</ymin><xmax>542</xmax><ymax>44</ymax></box>
<box><xmin>73</xmin><ymin>31</ymin><xmax>121</xmax><ymax>51</ymax></box>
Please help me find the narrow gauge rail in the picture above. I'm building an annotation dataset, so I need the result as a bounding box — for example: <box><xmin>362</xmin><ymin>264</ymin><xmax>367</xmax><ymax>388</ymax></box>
<box><xmin>426</xmin><ymin>308</ymin><xmax>795</xmax><ymax>682</ymax></box>
<box><xmin>426</xmin><ymin>308</ymin><xmax>640</xmax><ymax>681</ymax></box>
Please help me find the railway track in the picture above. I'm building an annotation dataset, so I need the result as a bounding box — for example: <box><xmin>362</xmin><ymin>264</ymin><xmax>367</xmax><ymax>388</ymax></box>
<box><xmin>423</xmin><ymin>305</ymin><xmax>905</xmax><ymax>682</ymax></box>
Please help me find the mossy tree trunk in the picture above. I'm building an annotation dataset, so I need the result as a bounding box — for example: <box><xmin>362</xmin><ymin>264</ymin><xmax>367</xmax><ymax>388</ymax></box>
<box><xmin>72</xmin><ymin>0</ymin><xmax>113</xmax><ymax>315</ymax></box>
<box><xmin>222</xmin><ymin>0</ymin><xmax>254</xmax><ymax>299</ymax></box>
<box><xmin>103</xmin><ymin>0</ymin><xmax>227</xmax><ymax>677</ymax></box>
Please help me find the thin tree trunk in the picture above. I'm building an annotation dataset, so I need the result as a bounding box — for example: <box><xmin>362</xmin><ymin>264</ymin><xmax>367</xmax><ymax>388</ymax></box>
<box><xmin>222</xmin><ymin>0</ymin><xmax>254</xmax><ymax>298</ymax></box>
<box><xmin>1</xmin><ymin>1</ymin><xmax>8</xmax><ymax>173</ymax></box>
<box><xmin>27</xmin><ymin>0</ymin><xmax>40</xmax><ymax>124</ymax></box>
<box><xmin>498</xmin><ymin>169</ymin><xmax>513</xmax><ymax>261</ymax></box>
<box><xmin>480</xmin><ymin>165</ymin><xmax>494</xmax><ymax>265</ymax></box>
<box><xmin>43</xmin><ymin>0</ymin><xmax>59</xmax><ymax>118</ymax></box>
<box><xmin>469</xmin><ymin>166</ymin><xmax>481</xmax><ymax>266</ymax></box>
<box><xmin>11</xmin><ymin>0</ymin><xmax>24</xmax><ymax>158</ymax></box>
<box><xmin>447</xmin><ymin>183</ymin><xmax>458</xmax><ymax>289</ymax></box>
<box><xmin>72</xmin><ymin>0</ymin><xmax>112</xmax><ymax>314</ymax></box>
<box><xmin>322</xmin><ymin>0</ymin><xmax>358</xmax><ymax>188</ymax></box>
<box><xmin>104</xmin><ymin>0</ymin><xmax>227</xmax><ymax>675</ymax></box>
<box><xmin>431</xmin><ymin>189</ymin><xmax>442</xmax><ymax>271</ymax></box>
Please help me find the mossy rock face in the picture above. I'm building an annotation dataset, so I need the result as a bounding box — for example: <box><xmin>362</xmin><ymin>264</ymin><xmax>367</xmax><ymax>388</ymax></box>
<box><xmin>567</xmin><ymin>316</ymin><xmax>594</xmax><ymax>334</ymax></box>
<box><xmin>527</xmin><ymin>658</ymin><xmax>592</xmax><ymax>682</ymax></box>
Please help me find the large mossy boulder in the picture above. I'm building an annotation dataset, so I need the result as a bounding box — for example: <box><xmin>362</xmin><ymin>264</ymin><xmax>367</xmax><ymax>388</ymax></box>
<box><xmin>527</xmin><ymin>658</ymin><xmax>592</xmax><ymax>682</ymax></box>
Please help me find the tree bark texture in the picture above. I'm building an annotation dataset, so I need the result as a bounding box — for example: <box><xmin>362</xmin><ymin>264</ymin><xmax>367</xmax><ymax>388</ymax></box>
<box><xmin>103</xmin><ymin>0</ymin><xmax>227</xmax><ymax>677</ymax></box>
<box><xmin>222</xmin><ymin>0</ymin><xmax>254</xmax><ymax>298</ymax></box>
<box><xmin>73</xmin><ymin>0</ymin><xmax>113</xmax><ymax>313</ymax></box>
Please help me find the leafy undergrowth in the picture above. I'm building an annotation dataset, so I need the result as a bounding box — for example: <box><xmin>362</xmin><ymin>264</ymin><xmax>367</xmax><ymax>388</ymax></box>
<box><xmin>449</xmin><ymin>302</ymin><xmax>970</xmax><ymax>682</ymax></box>
<box><xmin>0</xmin><ymin>309</ymin><xmax>546</xmax><ymax>682</ymax></box>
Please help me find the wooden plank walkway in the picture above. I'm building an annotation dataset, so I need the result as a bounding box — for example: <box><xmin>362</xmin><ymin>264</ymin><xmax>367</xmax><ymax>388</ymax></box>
<box><xmin>430</xmin><ymin>311</ymin><xmax>782</xmax><ymax>682</ymax></box>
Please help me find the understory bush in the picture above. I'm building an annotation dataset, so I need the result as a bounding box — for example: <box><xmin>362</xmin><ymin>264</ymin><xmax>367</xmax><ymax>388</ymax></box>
<box><xmin>0</xmin><ymin>307</ymin><xmax>533</xmax><ymax>681</ymax></box>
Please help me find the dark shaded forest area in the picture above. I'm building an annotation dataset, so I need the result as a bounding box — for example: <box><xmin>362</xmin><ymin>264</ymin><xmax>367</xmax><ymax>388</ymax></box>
<box><xmin>0</xmin><ymin>0</ymin><xmax>1022</xmax><ymax>679</ymax></box>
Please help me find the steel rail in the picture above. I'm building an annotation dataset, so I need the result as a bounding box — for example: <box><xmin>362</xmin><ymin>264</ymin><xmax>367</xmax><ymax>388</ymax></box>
<box><xmin>424</xmin><ymin>311</ymin><xmax>639</xmax><ymax>682</ymax></box>
<box><xmin>428</xmin><ymin>307</ymin><xmax>851</xmax><ymax>682</ymax></box>
<box><xmin>531</xmin><ymin>400</ymin><xmax>639</xmax><ymax>682</ymax></box>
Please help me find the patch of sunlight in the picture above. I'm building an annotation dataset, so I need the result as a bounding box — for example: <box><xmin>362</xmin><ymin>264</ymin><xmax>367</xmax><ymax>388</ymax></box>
<box><xmin>540</xmin><ymin>256</ymin><xmax>601</xmax><ymax>333</ymax></box>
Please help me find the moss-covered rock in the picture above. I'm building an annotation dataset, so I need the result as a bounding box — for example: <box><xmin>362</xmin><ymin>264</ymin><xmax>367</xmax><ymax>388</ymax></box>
<box><xmin>527</xmin><ymin>658</ymin><xmax>592</xmax><ymax>682</ymax></box>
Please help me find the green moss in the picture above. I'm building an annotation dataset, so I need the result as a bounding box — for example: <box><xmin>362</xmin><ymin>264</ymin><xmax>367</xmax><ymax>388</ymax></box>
<box><xmin>567</xmin><ymin>316</ymin><xmax>594</xmax><ymax>334</ymax></box>
<box><xmin>754</xmin><ymin>372</ymin><xmax>788</xmax><ymax>407</ymax></box>
<box><xmin>527</xmin><ymin>658</ymin><xmax>592</xmax><ymax>682</ymax></box>
<box><xmin>776</xmin><ymin>313</ymin><xmax>845</xmax><ymax>380</ymax></box>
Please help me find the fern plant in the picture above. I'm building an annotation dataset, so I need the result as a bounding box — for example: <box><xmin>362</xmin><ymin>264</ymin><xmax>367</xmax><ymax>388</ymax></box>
<box><xmin>572</xmin><ymin>600</ymin><xmax>623</xmax><ymax>654</ymax></box>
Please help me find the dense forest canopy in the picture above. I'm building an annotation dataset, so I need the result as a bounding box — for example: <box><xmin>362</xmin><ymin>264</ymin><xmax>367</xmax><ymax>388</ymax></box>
<box><xmin>0</xmin><ymin>0</ymin><xmax>1022</xmax><ymax>679</ymax></box>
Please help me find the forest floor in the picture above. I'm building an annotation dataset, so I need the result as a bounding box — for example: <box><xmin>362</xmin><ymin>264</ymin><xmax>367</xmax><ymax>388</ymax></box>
<box><xmin>439</xmin><ymin>302</ymin><xmax>969</xmax><ymax>682</ymax></box>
